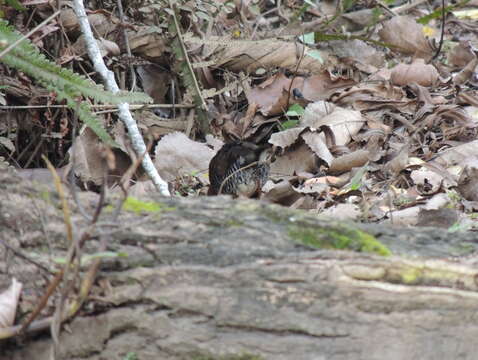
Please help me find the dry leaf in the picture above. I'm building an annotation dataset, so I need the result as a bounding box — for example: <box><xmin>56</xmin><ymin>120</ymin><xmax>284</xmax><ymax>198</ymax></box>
<box><xmin>434</xmin><ymin>140</ymin><xmax>478</xmax><ymax>167</ymax></box>
<box><xmin>270</xmin><ymin>143</ymin><xmax>318</xmax><ymax>176</ymax></box>
<box><xmin>390</xmin><ymin>59</ymin><xmax>439</xmax><ymax>87</ymax></box>
<box><xmin>448</xmin><ymin>41</ymin><xmax>475</xmax><ymax>68</ymax></box>
<box><xmin>321</xmin><ymin>203</ymin><xmax>361</xmax><ymax>220</ymax></box>
<box><xmin>247</xmin><ymin>73</ymin><xmax>303</xmax><ymax>116</ymax></box>
<box><xmin>269</xmin><ymin>127</ymin><xmax>304</xmax><ymax>149</ymax></box>
<box><xmin>262</xmin><ymin>180</ymin><xmax>302</xmax><ymax>205</ymax></box>
<box><xmin>301</xmin><ymin>103</ymin><xmax>364</xmax><ymax>146</ymax></box>
<box><xmin>154</xmin><ymin>132</ymin><xmax>216</xmax><ymax>183</ymax></box>
<box><xmin>127</xmin><ymin>27</ymin><xmax>167</xmax><ymax>59</ymax></box>
<box><xmin>301</xmin><ymin>131</ymin><xmax>334</xmax><ymax>166</ymax></box>
<box><xmin>0</xmin><ymin>278</ymin><xmax>22</xmax><ymax>328</ymax></box>
<box><xmin>211</xmin><ymin>37</ymin><xmax>328</xmax><ymax>74</ymax></box>
<box><xmin>378</xmin><ymin>16</ymin><xmax>434</xmax><ymax>58</ymax></box>
<box><xmin>329</xmin><ymin>150</ymin><xmax>370</xmax><ymax>175</ymax></box>
<box><xmin>69</xmin><ymin>127</ymin><xmax>132</xmax><ymax>186</ymax></box>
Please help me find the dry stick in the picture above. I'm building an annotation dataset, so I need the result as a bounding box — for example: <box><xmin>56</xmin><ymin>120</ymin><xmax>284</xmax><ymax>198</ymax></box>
<box><xmin>23</xmin><ymin>135</ymin><xmax>44</xmax><ymax>169</ymax></box>
<box><xmin>115</xmin><ymin>0</ymin><xmax>136</xmax><ymax>90</ymax></box>
<box><xmin>285</xmin><ymin>38</ymin><xmax>306</xmax><ymax>111</ymax></box>
<box><xmin>43</xmin><ymin>156</ymin><xmax>78</xmax><ymax>353</ymax></box>
<box><xmin>393</xmin><ymin>0</ymin><xmax>428</xmax><ymax>14</ymax></box>
<box><xmin>112</xmin><ymin>144</ymin><xmax>152</xmax><ymax>220</ymax></box>
<box><xmin>18</xmin><ymin>270</ymin><xmax>64</xmax><ymax>335</ymax></box>
<box><xmin>169</xmin><ymin>0</ymin><xmax>207</xmax><ymax>112</ymax></box>
<box><xmin>64</xmin><ymin>176</ymin><xmax>108</xmax><ymax>319</ymax></box>
<box><xmin>72</xmin><ymin>0</ymin><xmax>170</xmax><ymax>196</ymax></box>
<box><xmin>0</xmin><ymin>317</ymin><xmax>52</xmax><ymax>339</ymax></box>
<box><xmin>19</xmin><ymin>156</ymin><xmax>74</xmax><ymax>335</ymax></box>
<box><xmin>0</xmin><ymin>238</ymin><xmax>53</xmax><ymax>275</ymax></box>
<box><xmin>2</xmin><ymin>167</ymin><xmax>107</xmax><ymax>341</ymax></box>
<box><xmin>432</xmin><ymin>0</ymin><xmax>446</xmax><ymax>61</ymax></box>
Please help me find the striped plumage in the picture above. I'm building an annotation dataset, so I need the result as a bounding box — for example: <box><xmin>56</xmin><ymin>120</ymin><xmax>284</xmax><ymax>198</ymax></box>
<box><xmin>208</xmin><ymin>141</ymin><xmax>270</xmax><ymax>198</ymax></box>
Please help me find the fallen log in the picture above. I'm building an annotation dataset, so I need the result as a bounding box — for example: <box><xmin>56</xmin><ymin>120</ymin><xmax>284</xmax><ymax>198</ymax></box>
<box><xmin>1</xmin><ymin>169</ymin><xmax>478</xmax><ymax>360</ymax></box>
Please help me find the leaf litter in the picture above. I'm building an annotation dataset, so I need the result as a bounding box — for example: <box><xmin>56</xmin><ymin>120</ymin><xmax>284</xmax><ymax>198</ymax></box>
<box><xmin>2</xmin><ymin>1</ymin><xmax>478</xmax><ymax>230</ymax></box>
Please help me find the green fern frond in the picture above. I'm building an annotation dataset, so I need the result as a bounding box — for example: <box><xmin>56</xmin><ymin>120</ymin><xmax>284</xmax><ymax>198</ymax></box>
<box><xmin>0</xmin><ymin>19</ymin><xmax>152</xmax><ymax>145</ymax></box>
<box><xmin>48</xmin><ymin>83</ymin><xmax>117</xmax><ymax>146</ymax></box>
<box><xmin>0</xmin><ymin>20</ymin><xmax>151</xmax><ymax>104</ymax></box>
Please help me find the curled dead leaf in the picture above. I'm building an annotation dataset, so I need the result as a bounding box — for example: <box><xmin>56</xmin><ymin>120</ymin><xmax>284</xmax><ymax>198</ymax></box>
<box><xmin>301</xmin><ymin>103</ymin><xmax>364</xmax><ymax>146</ymax></box>
<box><xmin>378</xmin><ymin>16</ymin><xmax>434</xmax><ymax>58</ymax></box>
<box><xmin>390</xmin><ymin>59</ymin><xmax>439</xmax><ymax>87</ymax></box>
<box><xmin>99</xmin><ymin>38</ymin><xmax>120</xmax><ymax>56</ymax></box>
<box><xmin>270</xmin><ymin>143</ymin><xmax>319</xmax><ymax>177</ymax></box>
<box><xmin>0</xmin><ymin>278</ymin><xmax>22</xmax><ymax>328</ymax></box>
<box><xmin>328</xmin><ymin>150</ymin><xmax>370</xmax><ymax>175</ymax></box>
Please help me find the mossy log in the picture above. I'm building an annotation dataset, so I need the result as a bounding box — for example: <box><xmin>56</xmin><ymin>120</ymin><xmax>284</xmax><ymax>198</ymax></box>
<box><xmin>1</xmin><ymin>170</ymin><xmax>478</xmax><ymax>360</ymax></box>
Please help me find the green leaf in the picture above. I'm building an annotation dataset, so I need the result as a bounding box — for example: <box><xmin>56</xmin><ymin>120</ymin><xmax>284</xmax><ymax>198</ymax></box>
<box><xmin>0</xmin><ymin>19</ymin><xmax>152</xmax><ymax>147</ymax></box>
<box><xmin>286</xmin><ymin>103</ymin><xmax>305</xmax><ymax>117</ymax></box>
<box><xmin>6</xmin><ymin>0</ymin><xmax>26</xmax><ymax>11</ymax></box>
<box><xmin>348</xmin><ymin>163</ymin><xmax>369</xmax><ymax>191</ymax></box>
<box><xmin>417</xmin><ymin>5</ymin><xmax>454</xmax><ymax>24</ymax></box>
<box><xmin>343</xmin><ymin>0</ymin><xmax>354</xmax><ymax>11</ymax></box>
<box><xmin>299</xmin><ymin>32</ymin><xmax>315</xmax><ymax>45</ymax></box>
<box><xmin>306</xmin><ymin>49</ymin><xmax>324</xmax><ymax>63</ymax></box>
<box><xmin>53</xmin><ymin>251</ymin><xmax>128</xmax><ymax>265</ymax></box>
<box><xmin>280</xmin><ymin>119</ymin><xmax>299</xmax><ymax>130</ymax></box>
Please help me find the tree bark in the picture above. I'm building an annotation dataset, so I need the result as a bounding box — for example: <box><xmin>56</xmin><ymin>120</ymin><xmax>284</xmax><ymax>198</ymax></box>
<box><xmin>1</xmin><ymin>170</ymin><xmax>478</xmax><ymax>360</ymax></box>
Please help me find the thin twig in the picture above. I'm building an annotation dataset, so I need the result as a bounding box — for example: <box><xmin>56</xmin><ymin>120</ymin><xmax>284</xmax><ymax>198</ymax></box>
<box><xmin>432</xmin><ymin>0</ymin><xmax>446</xmax><ymax>61</ymax></box>
<box><xmin>115</xmin><ymin>0</ymin><xmax>137</xmax><ymax>90</ymax></box>
<box><xmin>0</xmin><ymin>238</ymin><xmax>53</xmax><ymax>275</ymax></box>
<box><xmin>72</xmin><ymin>0</ymin><xmax>170</xmax><ymax>196</ymax></box>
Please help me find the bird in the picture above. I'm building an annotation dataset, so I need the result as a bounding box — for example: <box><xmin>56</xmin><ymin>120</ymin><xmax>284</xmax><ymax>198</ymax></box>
<box><xmin>208</xmin><ymin>141</ymin><xmax>271</xmax><ymax>198</ymax></box>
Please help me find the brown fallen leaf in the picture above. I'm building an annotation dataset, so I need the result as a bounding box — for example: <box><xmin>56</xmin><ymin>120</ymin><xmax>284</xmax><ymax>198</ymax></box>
<box><xmin>0</xmin><ymin>278</ymin><xmax>22</xmax><ymax>328</ymax></box>
<box><xmin>329</xmin><ymin>150</ymin><xmax>370</xmax><ymax>175</ymax></box>
<box><xmin>301</xmin><ymin>102</ymin><xmax>364</xmax><ymax>146</ymax></box>
<box><xmin>188</xmin><ymin>35</ymin><xmax>330</xmax><ymax>74</ymax></box>
<box><xmin>154</xmin><ymin>132</ymin><xmax>216</xmax><ymax>183</ymax></box>
<box><xmin>378</xmin><ymin>16</ymin><xmax>434</xmax><ymax>58</ymax></box>
<box><xmin>69</xmin><ymin>127</ymin><xmax>132</xmax><ymax>187</ymax></box>
<box><xmin>390</xmin><ymin>59</ymin><xmax>439</xmax><ymax>87</ymax></box>
<box><xmin>448</xmin><ymin>41</ymin><xmax>475</xmax><ymax>68</ymax></box>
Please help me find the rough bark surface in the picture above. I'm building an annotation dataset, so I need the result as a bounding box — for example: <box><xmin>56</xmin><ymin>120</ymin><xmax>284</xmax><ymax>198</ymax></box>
<box><xmin>1</xmin><ymin>170</ymin><xmax>478</xmax><ymax>360</ymax></box>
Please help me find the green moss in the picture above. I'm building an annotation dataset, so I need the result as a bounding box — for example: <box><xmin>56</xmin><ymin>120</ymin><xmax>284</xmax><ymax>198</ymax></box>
<box><xmin>398</xmin><ymin>267</ymin><xmax>422</xmax><ymax>284</ymax></box>
<box><xmin>103</xmin><ymin>197</ymin><xmax>175</xmax><ymax>214</ymax></box>
<box><xmin>122</xmin><ymin>196</ymin><xmax>162</xmax><ymax>213</ymax></box>
<box><xmin>288</xmin><ymin>224</ymin><xmax>391</xmax><ymax>256</ymax></box>
<box><xmin>39</xmin><ymin>190</ymin><xmax>51</xmax><ymax>202</ymax></box>
<box><xmin>106</xmin><ymin>196</ymin><xmax>175</xmax><ymax>214</ymax></box>
<box><xmin>386</xmin><ymin>263</ymin><xmax>474</xmax><ymax>287</ymax></box>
